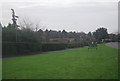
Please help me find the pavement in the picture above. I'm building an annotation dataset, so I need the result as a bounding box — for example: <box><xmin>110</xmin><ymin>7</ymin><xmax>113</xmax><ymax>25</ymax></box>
<box><xmin>3</xmin><ymin>47</ymin><xmax>82</xmax><ymax>60</ymax></box>
<box><xmin>105</xmin><ymin>42</ymin><xmax>120</xmax><ymax>49</ymax></box>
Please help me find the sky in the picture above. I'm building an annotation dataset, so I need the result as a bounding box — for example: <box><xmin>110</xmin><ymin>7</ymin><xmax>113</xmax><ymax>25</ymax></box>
<box><xmin>1</xmin><ymin>0</ymin><xmax>119</xmax><ymax>33</ymax></box>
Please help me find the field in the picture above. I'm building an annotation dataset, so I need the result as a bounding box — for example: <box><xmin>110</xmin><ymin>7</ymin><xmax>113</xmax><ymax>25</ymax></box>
<box><xmin>3</xmin><ymin>44</ymin><xmax>118</xmax><ymax>79</ymax></box>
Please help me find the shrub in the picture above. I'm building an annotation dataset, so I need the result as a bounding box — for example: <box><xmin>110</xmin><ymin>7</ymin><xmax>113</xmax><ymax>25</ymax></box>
<box><xmin>67</xmin><ymin>43</ymin><xmax>79</xmax><ymax>48</ymax></box>
<box><xmin>2</xmin><ymin>42</ymin><xmax>42</xmax><ymax>57</ymax></box>
<box><xmin>41</xmin><ymin>43</ymin><xmax>67</xmax><ymax>51</ymax></box>
<box><xmin>2</xmin><ymin>42</ymin><xmax>88</xmax><ymax>57</ymax></box>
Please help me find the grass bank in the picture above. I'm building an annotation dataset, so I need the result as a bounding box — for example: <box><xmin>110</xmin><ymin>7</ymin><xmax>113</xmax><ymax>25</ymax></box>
<box><xmin>3</xmin><ymin>44</ymin><xmax>118</xmax><ymax>79</ymax></box>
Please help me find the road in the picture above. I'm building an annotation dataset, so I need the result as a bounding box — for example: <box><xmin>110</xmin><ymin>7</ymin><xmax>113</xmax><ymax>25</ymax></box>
<box><xmin>106</xmin><ymin>42</ymin><xmax>120</xmax><ymax>49</ymax></box>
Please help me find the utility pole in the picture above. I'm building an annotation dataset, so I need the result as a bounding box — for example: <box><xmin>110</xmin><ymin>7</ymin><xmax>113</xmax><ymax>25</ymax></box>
<box><xmin>11</xmin><ymin>9</ymin><xmax>19</xmax><ymax>42</ymax></box>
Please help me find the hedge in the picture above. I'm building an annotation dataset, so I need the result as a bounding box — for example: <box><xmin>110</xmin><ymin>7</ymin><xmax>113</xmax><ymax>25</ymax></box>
<box><xmin>67</xmin><ymin>43</ymin><xmax>80</xmax><ymax>48</ymax></box>
<box><xmin>2</xmin><ymin>42</ymin><xmax>42</xmax><ymax>57</ymax></box>
<box><xmin>2</xmin><ymin>42</ymin><xmax>88</xmax><ymax>57</ymax></box>
<box><xmin>41</xmin><ymin>43</ymin><xmax>67</xmax><ymax>51</ymax></box>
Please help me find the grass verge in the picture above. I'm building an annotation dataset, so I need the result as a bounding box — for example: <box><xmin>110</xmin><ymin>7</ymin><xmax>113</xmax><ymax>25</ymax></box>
<box><xmin>3</xmin><ymin>44</ymin><xmax>118</xmax><ymax>79</ymax></box>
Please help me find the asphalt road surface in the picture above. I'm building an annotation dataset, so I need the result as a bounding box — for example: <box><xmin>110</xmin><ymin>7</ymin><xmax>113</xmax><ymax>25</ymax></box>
<box><xmin>106</xmin><ymin>42</ymin><xmax>120</xmax><ymax>49</ymax></box>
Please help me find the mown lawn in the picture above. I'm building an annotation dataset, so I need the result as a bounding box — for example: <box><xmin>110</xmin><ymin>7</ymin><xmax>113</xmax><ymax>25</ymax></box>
<box><xmin>3</xmin><ymin>44</ymin><xmax>118</xmax><ymax>79</ymax></box>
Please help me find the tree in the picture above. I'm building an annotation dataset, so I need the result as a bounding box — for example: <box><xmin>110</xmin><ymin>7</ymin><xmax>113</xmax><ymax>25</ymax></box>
<box><xmin>109</xmin><ymin>33</ymin><xmax>118</xmax><ymax>42</ymax></box>
<box><xmin>18</xmin><ymin>17</ymin><xmax>42</xmax><ymax>42</ymax></box>
<box><xmin>2</xmin><ymin>23</ymin><xmax>17</xmax><ymax>42</ymax></box>
<box><xmin>62</xmin><ymin>30</ymin><xmax>67</xmax><ymax>38</ymax></box>
<box><xmin>93</xmin><ymin>27</ymin><xmax>109</xmax><ymax>42</ymax></box>
<box><xmin>88</xmin><ymin>32</ymin><xmax>92</xmax><ymax>37</ymax></box>
<box><xmin>11</xmin><ymin>9</ymin><xmax>19</xmax><ymax>27</ymax></box>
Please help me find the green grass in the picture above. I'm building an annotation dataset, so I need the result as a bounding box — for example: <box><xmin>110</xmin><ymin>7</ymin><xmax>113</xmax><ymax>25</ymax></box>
<box><xmin>3</xmin><ymin>44</ymin><xmax>118</xmax><ymax>79</ymax></box>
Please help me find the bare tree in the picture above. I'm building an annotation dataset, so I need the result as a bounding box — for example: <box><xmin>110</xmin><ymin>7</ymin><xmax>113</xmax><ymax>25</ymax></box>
<box><xmin>19</xmin><ymin>17</ymin><xmax>34</xmax><ymax>31</ymax></box>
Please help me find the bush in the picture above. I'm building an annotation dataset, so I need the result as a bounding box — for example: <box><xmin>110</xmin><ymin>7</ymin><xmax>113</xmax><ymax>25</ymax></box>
<box><xmin>67</xmin><ymin>43</ymin><xmax>79</xmax><ymax>48</ymax></box>
<box><xmin>2</xmin><ymin>42</ymin><xmax>88</xmax><ymax>57</ymax></box>
<box><xmin>41</xmin><ymin>43</ymin><xmax>67</xmax><ymax>51</ymax></box>
<box><xmin>2</xmin><ymin>42</ymin><xmax>42</xmax><ymax>57</ymax></box>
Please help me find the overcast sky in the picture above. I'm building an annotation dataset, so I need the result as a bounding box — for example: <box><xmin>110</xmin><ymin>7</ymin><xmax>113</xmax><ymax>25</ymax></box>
<box><xmin>1</xmin><ymin>0</ymin><xmax>119</xmax><ymax>33</ymax></box>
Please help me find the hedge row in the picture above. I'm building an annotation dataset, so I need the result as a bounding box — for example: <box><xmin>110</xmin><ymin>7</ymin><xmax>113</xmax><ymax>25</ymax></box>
<box><xmin>41</xmin><ymin>43</ymin><xmax>67</xmax><ymax>51</ymax></box>
<box><xmin>2</xmin><ymin>42</ymin><xmax>42</xmax><ymax>57</ymax></box>
<box><xmin>2</xmin><ymin>42</ymin><xmax>88</xmax><ymax>57</ymax></box>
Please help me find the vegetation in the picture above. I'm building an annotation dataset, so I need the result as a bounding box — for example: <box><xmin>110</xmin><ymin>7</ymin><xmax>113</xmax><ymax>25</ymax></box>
<box><xmin>3</xmin><ymin>44</ymin><xmax>118</xmax><ymax>79</ymax></box>
<box><xmin>2</xmin><ymin>9</ymin><xmax>119</xmax><ymax>57</ymax></box>
<box><xmin>41</xmin><ymin>43</ymin><xmax>67</xmax><ymax>51</ymax></box>
<box><xmin>93</xmin><ymin>27</ymin><xmax>109</xmax><ymax>42</ymax></box>
<box><xmin>2</xmin><ymin>9</ymin><xmax>119</xmax><ymax>79</ymax></box>
<box><xmin>2</xmin><ymin>23</ymin><xmax>92</xmax><ymax>43</ymax></box>
<box><xmin>2</xmin><ymin>42</ymin><xmax>42</xmax><ymax>57</ymax></box>
<box><xmin>2</xmin><ymin>22</ymin><xmax>119</xmax><ymax>57</ymax></box>
<box><xmin>3</xmin><ymin>42</ymin><xmax>89</xmax><ymax>57</ymax></box>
